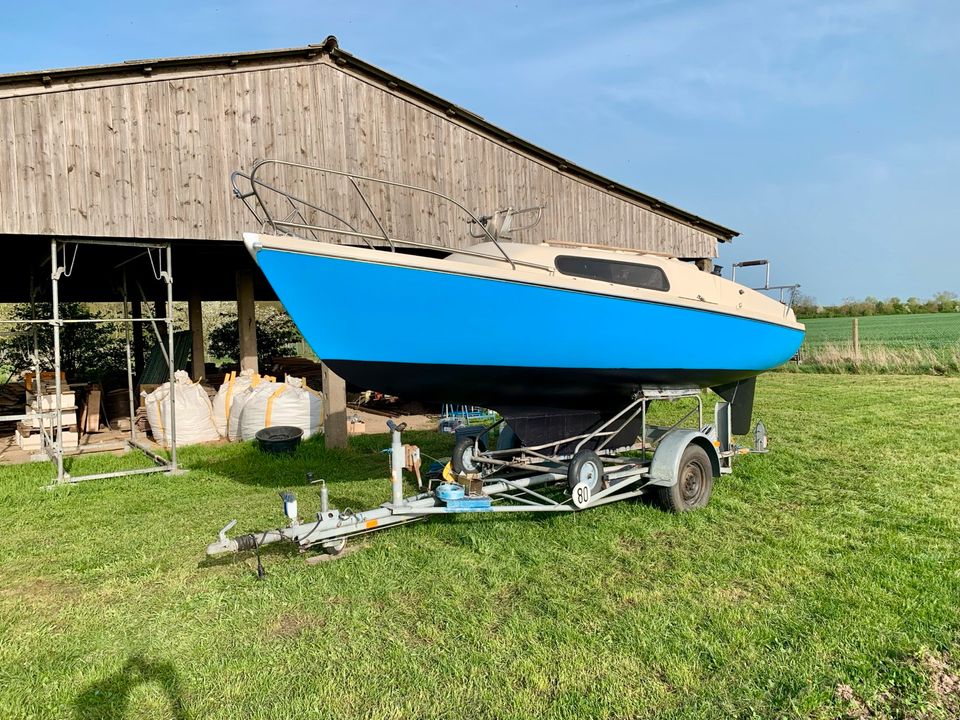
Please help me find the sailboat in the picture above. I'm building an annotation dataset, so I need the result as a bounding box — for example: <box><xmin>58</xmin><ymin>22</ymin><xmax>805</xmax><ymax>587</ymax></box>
<box><xmin>234</xmin><ymin>161</ymin><xmax>804</xmax><ymax>437</ymax></box>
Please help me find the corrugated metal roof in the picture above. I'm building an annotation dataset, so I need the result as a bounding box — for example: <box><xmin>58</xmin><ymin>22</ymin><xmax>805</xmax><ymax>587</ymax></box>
<box><xmin>0</xmin><ymin>36</ymin><xmax>738</xmax><ymax>241</ymax></box>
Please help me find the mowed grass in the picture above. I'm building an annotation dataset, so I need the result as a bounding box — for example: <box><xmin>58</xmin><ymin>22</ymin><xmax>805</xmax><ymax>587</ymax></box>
<box><xmin>1</xmin><ymin>374</ymin><xmax>959</xmax><ymax>719</ymax></box>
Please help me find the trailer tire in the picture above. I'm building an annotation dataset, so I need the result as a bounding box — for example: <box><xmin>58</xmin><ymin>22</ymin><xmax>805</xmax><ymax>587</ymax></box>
<box><xmin>654</xmin><ymin>443</ymin><xmax>714</xmax><ymax>512</ymax></box>
<box><xmin>567</xmin><ymin>449</ymin><xmax>605</xmax><ymax>494</ymax></box>
<box><xmin>452</xmin><ymin>437</ymin><xmax>482</xmax><ymax>475</ymax></box>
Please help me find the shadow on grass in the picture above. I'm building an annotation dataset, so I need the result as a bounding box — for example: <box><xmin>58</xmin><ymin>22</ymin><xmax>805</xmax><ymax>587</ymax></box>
<box><xmin>73</xmin><ymin>654</ymin><xmax>189</xmax><ymax>720</ymax></box>
<box><xmin>182</xmin><ymin>431</ymin><xmax>453</xmax><ymax>490</ymax></box>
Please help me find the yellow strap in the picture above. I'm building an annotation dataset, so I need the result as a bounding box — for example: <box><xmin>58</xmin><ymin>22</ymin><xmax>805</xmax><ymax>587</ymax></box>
<box><xmin>154</xmin><ymin>397</ymin><xmax>165</xmax><ymax>437</ymax></box>
<box><xmin>264</xmin><ymin>385</ymin><xmax>287</xmax><ymax>427</ymax></box>
<box><xmin>224</xmin><ymin>373</ymin><xmax>237</xmax><ymax>421</ymax></box>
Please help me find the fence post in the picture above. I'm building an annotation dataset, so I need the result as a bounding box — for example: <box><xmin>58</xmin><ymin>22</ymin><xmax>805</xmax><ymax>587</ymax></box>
<box><xmin>852</xmin><ymin>317</ymin><xmax>861</xmax><ymax>361</ymax></box>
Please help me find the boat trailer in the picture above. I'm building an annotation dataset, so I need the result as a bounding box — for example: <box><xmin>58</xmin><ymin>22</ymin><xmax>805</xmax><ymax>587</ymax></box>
<box><xmin>206</xmin><ymin>387</ymin><xmax>769</xmax><ymax>565</ymax></box>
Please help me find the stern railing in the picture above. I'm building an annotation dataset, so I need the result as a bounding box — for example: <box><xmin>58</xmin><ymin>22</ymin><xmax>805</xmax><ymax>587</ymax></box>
<box><xmin>731</xmin><ymin>259</ymin><xmax>800</xmax><ymax>314</ymax></box>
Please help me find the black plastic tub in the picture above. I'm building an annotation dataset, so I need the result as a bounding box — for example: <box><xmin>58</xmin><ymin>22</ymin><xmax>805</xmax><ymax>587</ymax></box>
<box><xmin>255</xmin><ymin>426</ymin><xmax>303</xmax><ymax>454</ymax></box>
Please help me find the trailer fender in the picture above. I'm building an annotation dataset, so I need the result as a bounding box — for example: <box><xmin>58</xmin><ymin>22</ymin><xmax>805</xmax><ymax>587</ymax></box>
<box><xmin>647</xmin><ymin>431</ymin><xmax>721</xmax><ymax>487</ymax></box>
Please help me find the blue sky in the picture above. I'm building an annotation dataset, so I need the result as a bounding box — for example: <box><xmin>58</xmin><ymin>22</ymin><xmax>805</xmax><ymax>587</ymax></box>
<box><xmin>2</xmin><ymin>0</ymin><xmax>957</xmax><ymax>304</ymax></box>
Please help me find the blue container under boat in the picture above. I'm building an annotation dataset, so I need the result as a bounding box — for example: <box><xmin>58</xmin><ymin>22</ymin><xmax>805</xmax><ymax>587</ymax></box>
<box><xmin>435</xmin><ymin>483</ymin><xmax>465</xmax><ymax>501</ymax></box>
<box><xmin>444</xmin><ymin>496</ymin><xmax>493</xmax><ymax>512</ymax></box>
<box><xmin>435</xmin><ymin>483</ymin><xmax>493</xmax><ymax>512</ymax></box>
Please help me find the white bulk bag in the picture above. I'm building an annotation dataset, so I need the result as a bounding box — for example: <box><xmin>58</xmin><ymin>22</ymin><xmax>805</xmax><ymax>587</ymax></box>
<box><xmin>238</xmin><ymin>376</ymin><xmax>324</xmax><ymax>441</ymax></box>
<box><xmin>212</xmin><ymin>369</ymin><xmax>259</xmax><ymax>437</ymax></box>
<box><xmin>224</xmin><ymin>374</ymin><xmax>277</xmax><ymax>440</ymax></box>
<box><xmin>143</xmin><ymin>370</ymin><xmax>219</xmax><ymax>447</ymax></box>
<box><xmin>227</xmin><ymin>381</ymin><xmax>273</xmax><ymax>441</ymax></box>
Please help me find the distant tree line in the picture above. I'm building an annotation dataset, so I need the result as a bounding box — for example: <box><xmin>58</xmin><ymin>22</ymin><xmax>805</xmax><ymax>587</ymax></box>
<box><xmin>794</xmin><ymin>291</ymin><xmax>959</xmax><ymax>319</ymax></box>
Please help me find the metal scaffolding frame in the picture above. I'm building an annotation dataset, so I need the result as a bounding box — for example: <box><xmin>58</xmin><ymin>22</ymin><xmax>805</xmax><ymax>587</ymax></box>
<box><xmin>0</xmin><ymin>238</ymin><xmax>179</xmax><ymax>485</ymax></box>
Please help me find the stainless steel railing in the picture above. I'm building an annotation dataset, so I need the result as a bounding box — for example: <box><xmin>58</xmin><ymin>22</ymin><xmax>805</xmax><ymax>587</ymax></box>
<box><xmin>231</xmin><ymin>159</ymin><xmax>550</xmax><ymax>271</ymax></box>
<box><xmin>731</xmin><ymin>259</ymin><xmax>801</xmax><ymax>310</ymax></box>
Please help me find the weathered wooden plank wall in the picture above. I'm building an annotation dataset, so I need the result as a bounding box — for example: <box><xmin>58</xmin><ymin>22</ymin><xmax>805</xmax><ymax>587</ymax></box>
<box><xmin>0</xmin><ymin>58</ymin><xmax>720</xmax><ymax>258</ymax></box>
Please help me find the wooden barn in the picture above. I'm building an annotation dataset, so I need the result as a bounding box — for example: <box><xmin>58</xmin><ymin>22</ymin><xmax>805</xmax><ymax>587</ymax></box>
<box><xmin>0</xmin><ymin>35</ymin><xmax>736</xmax><ymax>397</ymax></box>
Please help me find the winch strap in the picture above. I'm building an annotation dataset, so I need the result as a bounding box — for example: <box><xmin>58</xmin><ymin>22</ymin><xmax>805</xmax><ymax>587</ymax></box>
<box><xmin>223</xmin><ymin>371</ymin><xmax>236</xmax><ymax>420</ymax></box>
<box><xmin>264</xmin><ymin>385</ymin><xmax>287</xmax><ymax>427</ymax></box>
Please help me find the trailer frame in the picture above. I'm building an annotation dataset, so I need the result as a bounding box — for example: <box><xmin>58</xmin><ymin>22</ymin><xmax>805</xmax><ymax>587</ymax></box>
<box><xmin>206</xmin><ymin>386</ymin><xmax>768</xmax><ymax>564</ymax></box>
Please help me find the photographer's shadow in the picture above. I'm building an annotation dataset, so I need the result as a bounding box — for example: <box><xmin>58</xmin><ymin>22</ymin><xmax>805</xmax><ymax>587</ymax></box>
<box><xmin>73</xmin><ymin>654</ymin><xmax>188</xmax><ymax>720</ymax></box>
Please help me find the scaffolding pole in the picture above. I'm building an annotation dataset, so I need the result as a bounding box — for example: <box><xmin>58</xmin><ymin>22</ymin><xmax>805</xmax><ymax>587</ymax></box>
<box><xmin>50</xmin><ymin>239</ymin><xmax>65</xmax><ymax>482</ymax></box>
<box><xmin>0</xmin><ymin>238</ymin><xmax>181</xmax><ymax>486</ymax></box>
<box><xmin>164</xmin><ymin>244</ymin><xmax>178</xmax><ymax>472</ymax></box>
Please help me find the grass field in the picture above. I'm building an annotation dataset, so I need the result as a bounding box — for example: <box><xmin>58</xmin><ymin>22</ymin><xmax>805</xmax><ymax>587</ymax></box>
<box><xmin>791</xmin><ymin>314</ymin><xmax>960</xmax><ymax>375</ymax></box>
<box><xmin>801</xmin><ymin>313</ymin><xmax>960</xmax><ymax>349</ymax></box>
<box><xmin>1</xmin><ymin>374</ymin><xmax>959</xmax><ymax>719</ymax></box>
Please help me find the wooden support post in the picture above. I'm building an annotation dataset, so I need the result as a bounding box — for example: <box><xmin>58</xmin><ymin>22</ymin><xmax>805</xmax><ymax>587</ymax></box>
<box><xmin>131</xmin><ymin>300</ymin><xmax>145</xmax><ymax>380</ymax></box>
<box><xmin>236</xmin><ymin>270</ymin><xmax>258</xmax><ymax>373</ymax></box>
<box><xmin>188</xmin><ymin>289</ymin><xmax>205</xmax><ymax>382</ymax></box>
<box><xmin>852</xmin><ymin>317</ymin><xmax>860</xmax><ymax>361</ymax></box>
<box><xmin>321</xmin><ymin>362</ymin><xmax>348</xmax><ymax>449</ymax></box>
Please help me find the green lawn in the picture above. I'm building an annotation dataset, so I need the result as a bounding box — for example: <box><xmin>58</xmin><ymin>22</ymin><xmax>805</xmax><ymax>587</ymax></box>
<box><xmin>1</xmin><ymin>374</ymin><xmax>959</xmax><ymax>719</ymax></box>
<box><xmin>801</xmin><ymin>313</ymin><xmax>960</xmax><ymax>349</ymax></box>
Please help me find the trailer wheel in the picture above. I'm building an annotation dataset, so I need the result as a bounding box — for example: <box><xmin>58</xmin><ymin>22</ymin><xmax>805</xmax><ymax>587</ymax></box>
<box><xmin>654</xmin><ymin>443</ymin><xmax>714</xmax><ymax>512</ymax></box>
<box><xmin>451</xmin><ymin>437</ymin><xmax>482</xmax><ymax>475</ymax></box>
<box><xmin>567</xmin><ymin>449</ymin><xmax>605</xmax><ymax>494</ymax></box>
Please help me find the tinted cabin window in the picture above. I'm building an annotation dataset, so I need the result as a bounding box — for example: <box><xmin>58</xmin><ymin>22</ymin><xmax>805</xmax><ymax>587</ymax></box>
<box><xmin>555</xmin><ymin>255</ymin><xmax>670</xmax><ymax>291</ymax></box>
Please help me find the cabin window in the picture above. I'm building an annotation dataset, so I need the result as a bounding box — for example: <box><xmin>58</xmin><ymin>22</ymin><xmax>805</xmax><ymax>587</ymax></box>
<box><xmin>555</xmin><ymin>255</ymin><xmax>670</xmax><ymax>291</ymax></box>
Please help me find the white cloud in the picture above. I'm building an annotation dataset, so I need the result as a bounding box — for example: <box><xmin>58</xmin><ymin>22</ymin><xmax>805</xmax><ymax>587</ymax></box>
<box><xmin>507</xmin><ymin>0</ymin><xmax>931</xmax><ymax>120</ymax></box>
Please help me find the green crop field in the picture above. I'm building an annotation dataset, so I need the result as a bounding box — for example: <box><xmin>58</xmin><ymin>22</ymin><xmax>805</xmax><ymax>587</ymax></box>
<box><xmin>789</xmin><ymin>313</ymin><xmax>960</xmax><ymax>375</ymax></box>
<box><xmin>1</xmin><ymin>374</ymin><xmax>959</xmax><ymax>719</ymax></box>
<box><xmin>801</xmin><ymin>313</ymin><xmax>960</xmax><ymax>349</ymax></box>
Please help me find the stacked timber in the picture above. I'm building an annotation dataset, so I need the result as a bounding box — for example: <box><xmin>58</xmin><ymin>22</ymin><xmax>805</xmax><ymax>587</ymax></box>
<box><xmin>105</xmin><ymin>388</ymin><xmax>131</xmax><ymax>425</ymax></box>
<box><xmin>0</xmin><ymin>383</ymin><xmax>24</xmax><ymax>435</ymax></box>
<box><xmin>267</xmin><ymin>357</ymin><xmax>324</xmax><ymax>388</ymax></box>
<box><xmin>17</xmin><ymin>372</ymin><xmax>79</xmax><ymax>451</ymax></box>
<box><xmin>135</xmin><ymin>406</ymin><xmax>149</xmax><ymax>434</ymax></box>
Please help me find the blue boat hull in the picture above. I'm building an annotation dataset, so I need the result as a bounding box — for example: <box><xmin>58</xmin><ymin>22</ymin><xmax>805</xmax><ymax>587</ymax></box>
<box><xmin>256</xmin><ymin>248</ymin><xmax>804</xmax><ymax>410</ymax></box>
